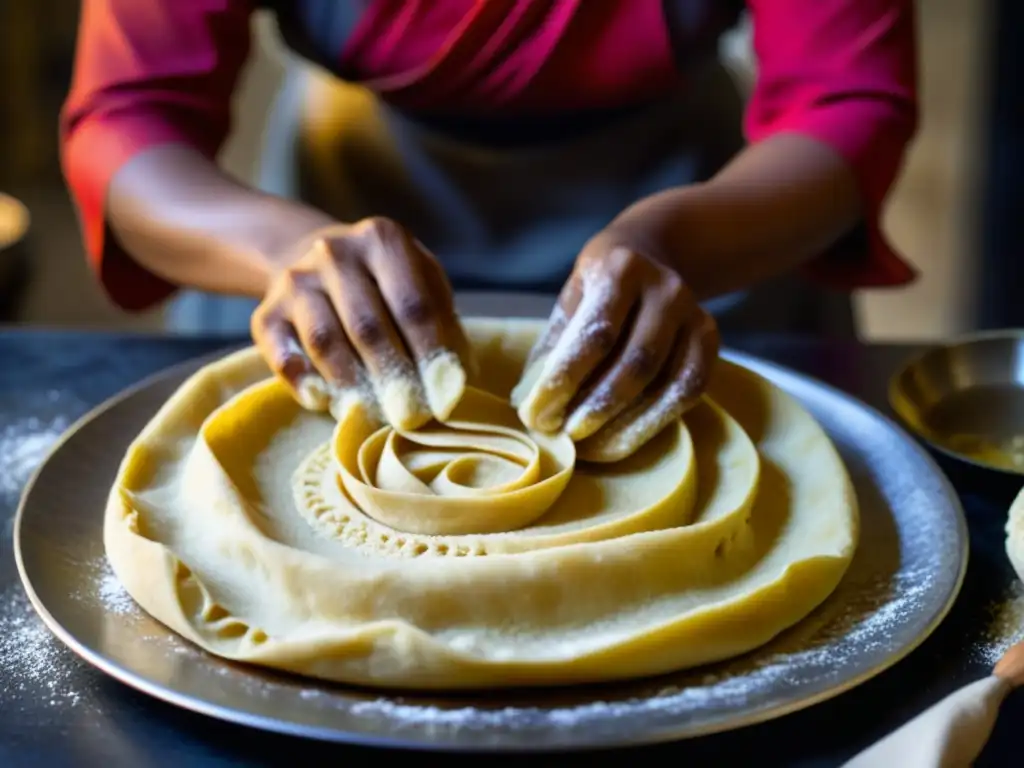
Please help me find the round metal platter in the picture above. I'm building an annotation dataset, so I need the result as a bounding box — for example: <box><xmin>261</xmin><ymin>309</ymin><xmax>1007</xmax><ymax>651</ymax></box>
<box><xmin>15</xmin><ymin>346</ymin><xmax>967</xmax><ymax>752</ymax></box>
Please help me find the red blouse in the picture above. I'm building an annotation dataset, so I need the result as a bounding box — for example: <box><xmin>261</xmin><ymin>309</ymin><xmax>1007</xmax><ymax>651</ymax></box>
<box><xmin>61</xmin><ymin>0</ymin><xmax>918</xmax><ymax>311</ymax></box>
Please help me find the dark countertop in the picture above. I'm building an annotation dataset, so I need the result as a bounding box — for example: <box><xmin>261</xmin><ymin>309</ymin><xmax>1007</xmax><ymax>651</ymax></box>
<box><xmin>1</xmin><ymin>330</ymin><xmax>1022</xmax><ymax>767</ymax></box>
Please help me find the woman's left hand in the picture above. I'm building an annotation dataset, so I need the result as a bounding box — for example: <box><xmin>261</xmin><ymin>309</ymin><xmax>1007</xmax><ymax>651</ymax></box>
<box><xmin>511</xmin><ymin>227</ymin><xmax>719</xmax><ymax>462</ymax></box>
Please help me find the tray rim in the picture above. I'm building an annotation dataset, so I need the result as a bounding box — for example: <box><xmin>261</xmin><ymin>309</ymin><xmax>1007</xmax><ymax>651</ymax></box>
<box><xmin>13</xmin><ymin>339</ymin><xmax>969</xmax><ymax>752</ymax></box>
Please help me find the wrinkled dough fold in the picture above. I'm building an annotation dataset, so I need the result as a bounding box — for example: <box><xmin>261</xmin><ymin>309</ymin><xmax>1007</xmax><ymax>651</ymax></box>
<box><xmin>337</xmin><ymin>387</ymin><xmax>577</xmax><ymax>535</ymax></box>
<box><xmin>104</xmin><ymin>317</ymin><xmax>858</xmax><ymax>690</ymax></box>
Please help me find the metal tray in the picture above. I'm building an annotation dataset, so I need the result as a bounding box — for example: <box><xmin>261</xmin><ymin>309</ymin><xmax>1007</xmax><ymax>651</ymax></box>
<box><xmin>14</xmin><ymin>348</ymin><xmax>967</xmax><ymax>752</ymax></box>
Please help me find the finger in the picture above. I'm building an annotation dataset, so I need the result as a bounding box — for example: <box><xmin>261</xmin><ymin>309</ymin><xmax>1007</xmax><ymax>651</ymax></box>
<box><xmin>250</xmin><ymin>305</ymin><xmax>329</xmax><ymax>412</ymax></box>
<box><xmin>509</xmin><ymin>283</ymin><xmax>579</xmax><ymax>411</ymax></box>
<box><xmin>515</xmin><ymin>277</ymin><xmax>636</xmax><ymax>433</ymax></box>
<box><xmin>426</xmin><ymin>261</ymin><xmax>478</xmax><ymax>380</ymax></box>
<box><xmin>420</xmin><ymin>251</ymin><xmax>478</xmax><ymax>377</ymax></box>
<box><xmin>419</xmin><ymin>258</ymin><xmax>479</xmax><ymax>414</ymax></box>
<box><xmin>363</xmin><ymin>226</ymin><xmax>445</xmax><ymax>359</ymax></box>
<box><xmin>365</xmin><ymin>227</ymin><xmax>468</xmax><ymax>420</ymax></box>
<box><xmin>319</xmin><ymin>243</ymin><xmax>432</xmax><ymax>430</ymax></box>
<box><xmin>576</xmin><ymin>310</ymin><xmax>719</xmax><ymax>463</ymax></box>
<box><xmin>563</xmin><ymin>289</ymin><xmax>682</xmax><ymax>441</ymax></box>
<box><xmin>510</xmin><ymin>277</ymin><xmax>584</xmax><ymax>410</ymax></box>
<box><xmin>289</xmin><ymin>288</ymin><xmax>380</xmax><ymax>422</ymax></box>
<box><xmin>290</xmin><ymin>288</ymin><xmax>360</xmax><ymax>387</ymax></box>
<box><xmin>526</xmin><ymin>276</ymin><xmax>584</xmax><ymax>371</ymax></box>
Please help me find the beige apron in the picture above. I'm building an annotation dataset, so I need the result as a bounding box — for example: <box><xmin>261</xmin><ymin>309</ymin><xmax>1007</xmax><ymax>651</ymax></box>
<box><xmin>166</xmin><ymin>58</ymin><xmax>856</xmax><ymax>338</ymax></box>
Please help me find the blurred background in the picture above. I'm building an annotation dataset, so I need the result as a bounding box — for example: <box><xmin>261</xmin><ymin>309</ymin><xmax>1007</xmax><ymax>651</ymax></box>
<box><xmin>0</xmin><ymin>0</ymin><xmax>1013</xmax><ymax>340</ymax></box>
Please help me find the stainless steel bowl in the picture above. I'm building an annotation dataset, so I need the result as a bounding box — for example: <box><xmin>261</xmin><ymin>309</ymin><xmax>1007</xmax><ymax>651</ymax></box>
<box><xmin>890</xmin><ymin>330</ymin><xmax>1024</xmax><ymax>476</ymax></box>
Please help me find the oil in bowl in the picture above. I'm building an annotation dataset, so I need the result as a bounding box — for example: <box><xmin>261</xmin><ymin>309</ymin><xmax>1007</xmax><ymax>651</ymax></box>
<box><xmin>921</xmin><ymin>384</ymin><xmax>1024</xmax><ymax>472</ymax></box>
<box><xmin>890</xmin><ymin>331</ymin><xmax>1024</xmax><ymax>476</ymax></box>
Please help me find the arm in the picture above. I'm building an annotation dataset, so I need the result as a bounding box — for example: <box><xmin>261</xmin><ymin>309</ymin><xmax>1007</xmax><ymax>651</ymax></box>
<box><xmin>107</xmin><ymin>146</ymin><xmax>334</xmax><ymax>298</ymax></box>
<box><xmin>61</xmin><ymin>0</ymin><xmax>333</xmax><ymax>307</ymax></box>
<box><xmin>604</xmin><ymin>133</ymin><xmax>865</xmax><ymax>300</ymax></box>
<box><xmin>606</xmin><ymin>0</ymin><xmax>919</xmax><ymax>299</ymax></box>
<box><xmin>514</xmin><ymin>0</ymin><xmax>918</xmax><ymax>456</ymax></box>
<box><xmin>62</xmin><ymin>1</ymin><xmax>472</xmax><ymax>427</ymax></box>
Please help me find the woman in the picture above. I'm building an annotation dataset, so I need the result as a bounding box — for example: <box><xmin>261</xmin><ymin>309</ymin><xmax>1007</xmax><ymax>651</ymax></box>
<box><xmin>61</xmin><ymin>0</ymin><xmax>917</xmax><ymax>455</ymax></box>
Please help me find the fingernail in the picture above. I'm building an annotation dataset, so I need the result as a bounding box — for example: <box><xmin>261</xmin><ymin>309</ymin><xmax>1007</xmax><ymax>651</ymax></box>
<box><xmin>530</xmin><ymin>367</ymin><xmax>573</xmax><ymax>432</ymax></box>
<box><xmin>512</xmin><ymin>357</ymin><xmax>568</xmax><ymax>426</ymax></box>
<box><xmin>510</xmin><ymin>357</ymin><xmax>546</xmax><ymax>408</ymax></box>
<box><xmin>564</xmin><ymin>407</ymin><xmax>601</xmax><ymax>441</ymax></box>
<box><xmin>536</xmin><ymin>394</ymin><xmax>570</xmax><ymax>433</ymax></box>
<box><xmin>296</xmin><ymin>374</ymin><xmax>331</xmax><ymax>411</ymax></box>
<box><xmin>516</xmin><ymin>384</ymin><xmax>569</xmax><ymax>433</ymax></box>
<box><xmin>418</xmin><ymin>350</ymin><xmax>466</xmax><ymax>421</ymax></box>
<box><xmin>376</xmin><ymin>373</ymin><xmax>432</xmax><ymax>431</ymax></box>
<box><xmin>564</xmin><ymin>388</ymin><xmax>617</xmax><ymax>441</ymax></box>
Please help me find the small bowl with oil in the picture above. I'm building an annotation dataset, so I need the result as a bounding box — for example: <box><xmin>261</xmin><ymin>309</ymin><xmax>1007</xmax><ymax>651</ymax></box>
<box><xmin>890</xmin><ymin>330</ymin><xmax>1024</xmax><ymax>494</ymax></box>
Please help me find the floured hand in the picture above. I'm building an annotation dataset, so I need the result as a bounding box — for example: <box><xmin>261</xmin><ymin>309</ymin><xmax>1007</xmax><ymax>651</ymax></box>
<box><xmin>512</xmin><ymin>228</ymin><xmax>719</xmax><ymax>462</ymax></box>
<box><xmin>251</xmin><ymin>217</ymin><xmax>475</xmax><ymax>430</ymax></box>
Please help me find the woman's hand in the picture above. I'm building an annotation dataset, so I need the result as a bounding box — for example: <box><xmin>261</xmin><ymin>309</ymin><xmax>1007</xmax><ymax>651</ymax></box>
<box><xmin>251</xmin><ymin>217</ymin><xmax>474</xmax><ymax>430</ymax></box>
<box><xmin>512</xmin><ymin>226</ymin><xmax>719</xmax><ymax>462</ymax></box>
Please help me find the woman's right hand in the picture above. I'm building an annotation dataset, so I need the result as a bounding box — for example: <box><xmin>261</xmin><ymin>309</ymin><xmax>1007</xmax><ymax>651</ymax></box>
<box><xmin>251</xmin><ymin>217</ymin><xmax>475</xmax><ymax>430</ymax></box>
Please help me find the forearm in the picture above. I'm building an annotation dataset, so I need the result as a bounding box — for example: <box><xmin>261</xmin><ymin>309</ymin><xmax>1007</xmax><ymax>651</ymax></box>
<box><xmin>107</xmin><ymin>144</ymin><xmax>336</xmax><ymax>298</ymax></box>
<box><xmin>608</xmin><ymin>133</ymin><xmax>863</xmax><ymax>300</ymax></box>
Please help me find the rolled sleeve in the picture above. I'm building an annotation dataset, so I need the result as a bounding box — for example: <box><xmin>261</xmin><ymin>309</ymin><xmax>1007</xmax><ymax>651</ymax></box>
<box><xmin>745</xmin><ymin>0</ymin><xmax>919</xmax><ymax>288</ymax></box>
<box><xmin>60</xmin><ymin>0</ymin><xmax>252</xmax><ymax>311</ymax></box>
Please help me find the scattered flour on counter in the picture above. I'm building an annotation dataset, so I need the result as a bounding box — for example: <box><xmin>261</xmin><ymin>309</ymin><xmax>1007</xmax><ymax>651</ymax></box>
<box><xmin>971</xmin><ymin>580</ymin><xmax>1024</xmax><ymax>668</ymax></box>
<box><xmin>0</xmin><ymin>586</ymin><xmax>84</xmax><ymax>707</ymax></box>
<box><xmin>0</xmin><ymin>395</ymin><xmax>88</xmax><ymax>709</ymax></box>
<box><xmin>0</xmin><ymin>400</ymin><xmax>70</xmax><ymax>501</ymax></box>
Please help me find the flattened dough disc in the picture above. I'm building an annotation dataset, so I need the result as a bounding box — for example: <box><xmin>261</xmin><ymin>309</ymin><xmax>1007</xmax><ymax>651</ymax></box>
<box><xmin>104</xmin><ymin>318</ymin><xmax>858</xmax><ymax>690</ymax></box>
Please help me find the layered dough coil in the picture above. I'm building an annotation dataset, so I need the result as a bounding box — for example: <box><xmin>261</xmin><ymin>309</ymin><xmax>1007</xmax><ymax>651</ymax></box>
<box><xmin>105</xmin><ymin>318</ymin><xmax>858</xmax><ymax>690</ymax></box>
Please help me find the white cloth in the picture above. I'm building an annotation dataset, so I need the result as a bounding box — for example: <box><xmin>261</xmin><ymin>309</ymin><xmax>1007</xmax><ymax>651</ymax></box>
<box><xmin>843</xmin><ymin>676</ymin><xmax>1010</xmax><ymax>768</ymax></box>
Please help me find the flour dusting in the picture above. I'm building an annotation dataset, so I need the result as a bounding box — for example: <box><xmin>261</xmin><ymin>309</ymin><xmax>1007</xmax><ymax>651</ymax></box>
<box><xmin>971</xmin><ymin>580</ymin><xmax>1024</xmax><ymax>667</ymax></box>
<box><xmin>514</xmin><ymin>285</ymin><xmax>617</xmax><ymax>433</ymax></box>
<box><xmin>0</xmin><ymin>392</ymin><xmax>89</xmax><ymax>710</ymax></box>
<box><xmin>0</xmin><ymin>586</ymin><xmax>84</xmax><ymax>708</ymax></box>
<box><xmin>66</xmin><ymin>557</ymin><xmax>141</xmax><ymax>619</ymax></box>
<box><xmin>0</xmin><ymin>559</ymin><xmax>143</xmax><ymax>712</ymax></box>
<box><xmin>88</xmin><ymin>560</ymin><xmax>139</xmax><ymax>616</ymax></box>
<box><xmin>0</xmin><ymin>399</ymin><xmax>70</xmax><ymax>500</ymax></box>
